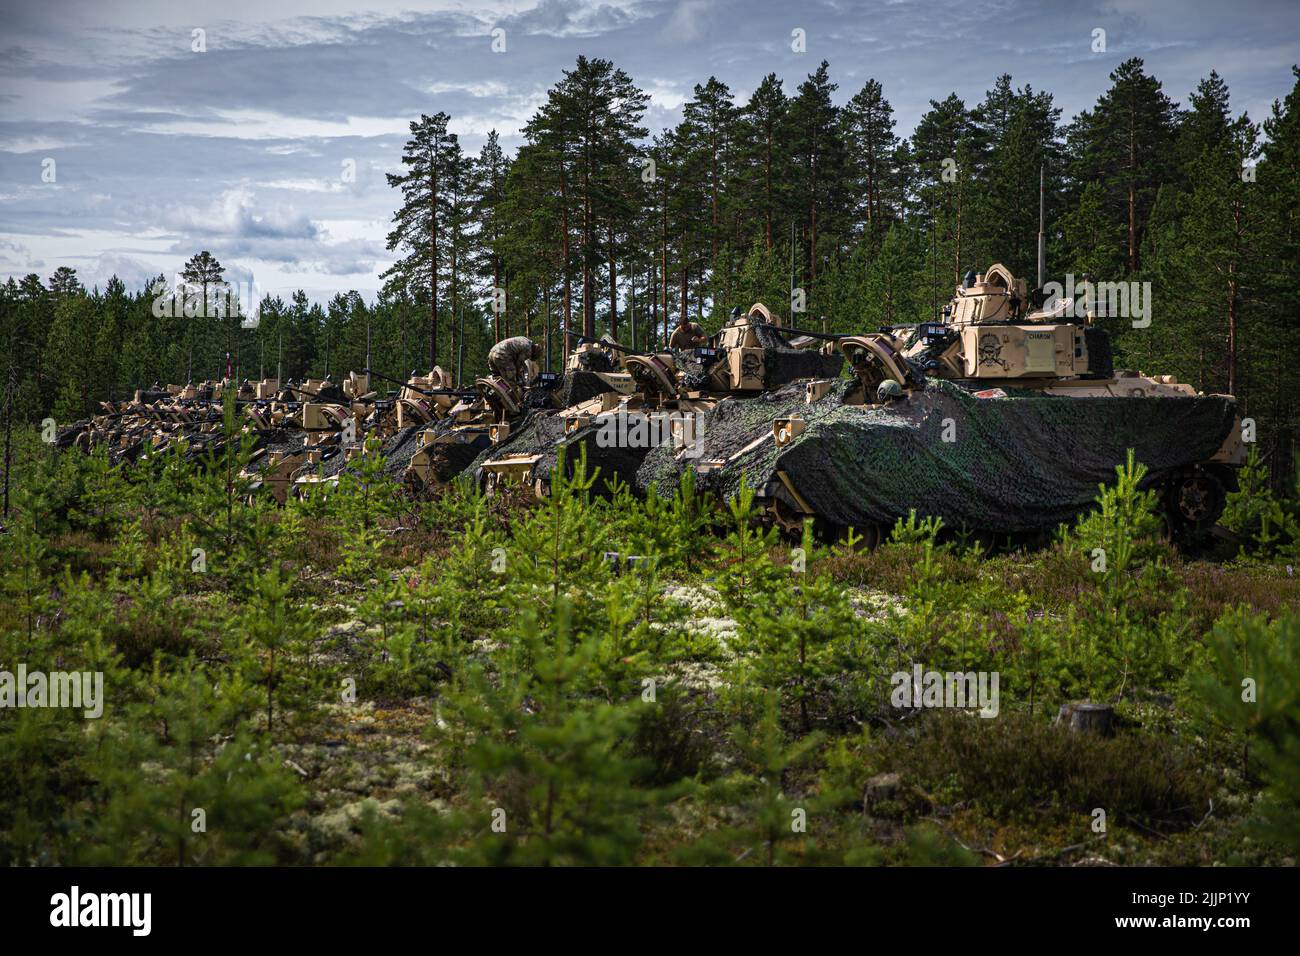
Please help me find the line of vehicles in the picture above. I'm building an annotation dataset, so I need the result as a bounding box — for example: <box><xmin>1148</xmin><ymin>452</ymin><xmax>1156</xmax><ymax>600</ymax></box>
<box><xmin>55</xmin><ymin>263</ymin><xmax>1246</xmax><ymax>544</ymax></box>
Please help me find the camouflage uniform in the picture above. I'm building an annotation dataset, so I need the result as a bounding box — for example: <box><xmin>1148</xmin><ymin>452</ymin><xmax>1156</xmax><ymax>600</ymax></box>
<box><xmin>487</xmin><ymin>336</ymin><xmax>537</xmax><ymax>385</ymax></box>
<box><xmin>668</xmin><ymin>320</ymin><xmax>707</xmax><ymax>350</ymax></box>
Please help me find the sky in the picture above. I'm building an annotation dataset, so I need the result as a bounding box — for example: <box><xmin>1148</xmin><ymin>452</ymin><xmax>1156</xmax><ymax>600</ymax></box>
<box><xmin>1</xmin><ymin>0</ymin><xmax>1297</xmax><ymax>304</ymax></box>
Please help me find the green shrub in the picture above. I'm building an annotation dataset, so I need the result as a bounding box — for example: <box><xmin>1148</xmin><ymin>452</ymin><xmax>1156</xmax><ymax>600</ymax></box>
<box><xmin>880</xmin><ymin>710</ymin><xmax>1211</xmax><ymax>827</ymax></box>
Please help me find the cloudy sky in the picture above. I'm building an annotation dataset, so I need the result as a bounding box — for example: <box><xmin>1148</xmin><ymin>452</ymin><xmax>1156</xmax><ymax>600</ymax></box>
<box><xmin>2</xmin><ymin>0</ymin><xmax>1297</xmax><ymax>303</ymax></box>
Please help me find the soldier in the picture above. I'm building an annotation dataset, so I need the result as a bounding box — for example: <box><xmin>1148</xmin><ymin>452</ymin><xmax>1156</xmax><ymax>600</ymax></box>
<box><xmin>487</xmin><ymin>335</ymin><xmax>543</xmax><ymax>387</ymax></box>
<box><xmin>668</xmin><ymin>317</ymin><xmax>708</xmax><ymax>350</ymax></box>
<box><xmin>876</xmin><ymin>379</ymin><xmax>906</xmax><ymax>405</ymax></box>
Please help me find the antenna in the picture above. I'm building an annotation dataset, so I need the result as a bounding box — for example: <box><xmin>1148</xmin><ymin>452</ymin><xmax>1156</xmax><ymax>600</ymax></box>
<box><xmin>276</xmin><ymin>327</ymin><xmax>282</xmax><ymax>384</ymax></box>
<box><xmin>1037</xmin><ymin>164</ymin><xmax>1046</xmax><ymax>290</ymax></box>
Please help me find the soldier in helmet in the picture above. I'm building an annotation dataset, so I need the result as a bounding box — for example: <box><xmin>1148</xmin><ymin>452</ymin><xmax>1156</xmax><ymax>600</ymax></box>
<box><xmin>487</xmin><ymin>335</ymin><xmax>543</xmax><ymax>387</ymax></box>
<box><xmin>668</xmin><ymin>316</ymin><xmax>708</xmax><ymax>351</ymax></box>
<box><xmin>876</xmin><ymin>379</ymin><xmax>906</xmax><ymax>405</ymax></box>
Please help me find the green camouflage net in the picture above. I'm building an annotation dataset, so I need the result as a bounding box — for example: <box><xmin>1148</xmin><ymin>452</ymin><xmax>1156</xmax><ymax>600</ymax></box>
<box><xmin>672</xmin><ymin>346</ymin><xmax>844</xmax><ymax>391</ymax></box>
<box><xmin>469</xmin><ymin>368</ymin><xmax>643</xmax><ymax>490</ymax></box>
<box><xmin>637</xmin><ymin>379</ymin><xmax>1238</xmax><ymax>533</ymax></box>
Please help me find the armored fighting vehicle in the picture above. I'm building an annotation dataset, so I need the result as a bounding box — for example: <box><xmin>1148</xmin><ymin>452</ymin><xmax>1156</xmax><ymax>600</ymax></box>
<box><xmin>636</xmin><ymin>264</ymin><xmax>1245</xmax><ymax>545</ymax></box>
<box><xmin>472</xmin><ymin>309</ymin><xmax>844</xmax><ymax>496</ymax></box>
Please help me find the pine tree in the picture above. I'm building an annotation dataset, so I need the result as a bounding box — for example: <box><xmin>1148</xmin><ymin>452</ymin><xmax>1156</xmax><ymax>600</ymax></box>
<box><xmin>970</xmin><ymin>78</ymin><xmax>1062</xmax><ymax>278</ymax></box>
<box><xmin>384</xmin><ymin>112</ymin><xmax>457</xmax><ymax>367</ymax></box>
<box><xmin>470</xmin><ymin>131</ymin><xmax>510</xmax><ymax>341</ymax></box>
<box><xmin>681</xmin><ymin>77</ymin><xmax>739</xmax><ymax>275</ymax></box>
<box><xmin>181</xmin><ymin>251</ymin><xmax>227</xmax><ymax>378</ymax></box>
<box><xmin>842</xmin><ymin>78</ymin><xmax>900</xmax><ymax>250</ymax></box>
<box><xmin>910</xmin><ymin>93</ymin><xmax>977</xmax><ymax>292</ymax></box>
<box><xmin>528</xmin><ymin>57</ymin><xmax>648</xmax><ymax>339</ymax></box>
<box><xmin>1065</xmin><ymin>58</ymin><xmax>1179</xmax><ymax>275</ymax></box>
<box><xmin>734</xmin><ymin>73</ymin><xmax>791</xmax><ymax>254</ymax></box>
<box><xmin>787</xmin><ymin>61</ymin><xmax>849</xmax><ymax>298</ymax></box>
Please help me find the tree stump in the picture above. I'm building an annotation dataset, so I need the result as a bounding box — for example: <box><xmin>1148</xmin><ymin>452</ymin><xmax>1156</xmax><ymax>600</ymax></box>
<box><xmin>863</xmin><ymin>771</ymin><xmax>901</xmax><ymax>817</ymax></box>
<box><xmin>1055</xmin><ymin>702</ymin><xmax>1114</xmax><ymax>736</ymax></box>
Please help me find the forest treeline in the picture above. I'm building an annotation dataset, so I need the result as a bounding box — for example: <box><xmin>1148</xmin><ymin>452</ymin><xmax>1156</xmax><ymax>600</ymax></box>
<box><xmin>3</xmin><ymin>57</ymin><xmax>1298</xmax><ymax>480</ymax></box>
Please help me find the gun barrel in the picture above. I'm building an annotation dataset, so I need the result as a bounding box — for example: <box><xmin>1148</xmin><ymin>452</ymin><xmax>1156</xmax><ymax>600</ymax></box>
<box><xmin>560</xmin><ymin>328</ymin><xmax>646</xmax><ymax>356</ymax></box>
<box><xmin>363</xmin><ymin>368</ymin><xmax>474</xmax><ymax>399</ymax></box>
<box><xmin>752</xmin><ymin>321</ymin><xmax>849</xmax><ymax>343</ymax></box>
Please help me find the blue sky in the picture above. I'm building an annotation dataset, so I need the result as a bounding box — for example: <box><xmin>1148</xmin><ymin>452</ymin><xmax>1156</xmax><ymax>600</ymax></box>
<box><xmin>2</xmin><ymin>0</ymin><xmax>1297</xmax><ymax>303</ymax></box>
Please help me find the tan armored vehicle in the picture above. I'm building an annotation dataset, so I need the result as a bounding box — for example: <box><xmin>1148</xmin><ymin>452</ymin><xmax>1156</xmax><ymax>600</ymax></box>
<box><xmin>651</xmin><ymin>264</ymin><xmax>1247</xmax><ymax>544</ymax></box>
<box><xmin>476</xmin><ymin>310</ymin><xmax>844</xmax><ymax>496</ymax></box>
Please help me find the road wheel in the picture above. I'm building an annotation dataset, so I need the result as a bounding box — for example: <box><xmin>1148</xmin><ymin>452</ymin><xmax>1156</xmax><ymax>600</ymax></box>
<box><xmin>1163</xmin><ymin>469</ymin><xmax>1225</xmax><ymax>538</ymax></box>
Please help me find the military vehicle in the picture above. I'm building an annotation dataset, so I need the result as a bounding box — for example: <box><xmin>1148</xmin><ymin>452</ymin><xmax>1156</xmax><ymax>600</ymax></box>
<box><xmin>635</xmin><ymin>264</ymin><xmax>1246</xmax><ymax>546</ymax></box>
<box><xmin>55</xmin><ymin>259</ymin><xmax>1247</xmax><ymax>549</ymax></box>
<box><xmin>473</xmin><ymin>310</ymin><xmax>844</xmax><ymax>496</ymax></box>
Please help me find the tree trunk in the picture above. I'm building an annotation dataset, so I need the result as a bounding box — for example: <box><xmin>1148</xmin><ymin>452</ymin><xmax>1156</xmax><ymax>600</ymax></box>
<box><xmin>493</xmin><ymin>258</ymin><xmax>501</xmax><ymax>343</ymax></box>
<box><xmin>583</xmin><ymin>134</ymin><xmax>595</xmax><ymax>339</ymax></box>
<box><xmin>1127</xmin><ymin>107</ymin><xmax>1139</xmax><ymax>273</ymax></box>
<box><xmin>449</xmin><ymin>223</ymin><xmax>458</xmax><ymax>373</ymax></box>
<box><xmin>1227</xmin><ymin>268</ymin><xmax>1238</xmax><ymax>396</ymax></box>
<box><xmin>710</xmin><ymin>132</ymin><xmax>719</xmax><ymax>263</ymax></box>
<box><xmin>429</xmin><ymin>160</ymin><xmax>440</xmax><ymax>369</ymax></box>
<box><xmin>607</xmin><ymin>221</ymin><xmax>618</xmax><ymax>341</ymax></box>
<box><xmin>1056</xmin><ymin>702</ymin><xmax>1114</xmax><ymax>736</ymax></box>
<box><xmin>661</xmin><ymin>189</ymin><xmax>669</xmax><ymax>347</ymax></box>
<box><xmin>764</xmin><ymin>133</ymin><xmax>773</xmax><ymax>251</ymax></box>
<box><xmin>680</xmin><ymin>234</ymin><xmax>688</xmax><ymax>324</ymax></box>
<box><xmin>559</xmin><ymin>156</ymin><xmax>571</xmax><ymax>363</ymax></box>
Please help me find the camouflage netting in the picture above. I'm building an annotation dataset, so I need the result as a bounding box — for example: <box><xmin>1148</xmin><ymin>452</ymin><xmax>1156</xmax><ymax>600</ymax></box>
<box><xmin>762</xmin><ymin>347</ymin><xmax>844</xmax><ymax>388</ymax></box>
<box><xmin>315</xmin><ymin>422</ymin><xmax>481</xmax><ymax>483</ymax></box>
<box><xmin>248</xmin><ymin>430</ymin><xmax>308</xmax><ymax>472</ymax></box>
<box><xmin>469</xmin><ymin>406</ymin><xmax>652</xmax><ymax>493</ymax></box>
<box><xmin>466</xmin><ymin>367</ymin><xmax>631</xmax><ymax>483</ymax></box>
<box><xmin>637</xmin><ymin>379</ymin><xmax>1238</xmax><ymax>533</ymax></box>
<box><xmin>672</xmin><ymin>350</ymin><xmax>720</xmax><ymax>390</ymax></box>
<box><xmin>672</xmin><ymin>346</ymin><xmax>844</xmax><ymax>391</ymax></box>
<box><xmin>378</xmin><ymin>424</ymin><xmax>426</xmax><ymax>478</ymax></box>
<box><xmin>534</xmin><ymin>369</ymin><xmax>619</xmax><ymax>410</ymax></box>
